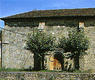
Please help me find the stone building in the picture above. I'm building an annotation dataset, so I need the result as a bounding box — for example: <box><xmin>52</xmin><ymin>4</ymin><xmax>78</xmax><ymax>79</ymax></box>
<box><xmin>0</xmin><ymin>8</ymin><xmax>95</xmax><ymax>71</ymax></box>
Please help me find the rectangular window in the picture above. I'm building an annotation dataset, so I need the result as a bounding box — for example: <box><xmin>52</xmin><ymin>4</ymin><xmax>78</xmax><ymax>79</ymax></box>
<box><xmin>79</xmin><ymin>22</ymin><xmax>84</xmax><ymax>28</ymax></box>
<box><xmin>38</xmin><ymin>22</ymin><xmax>45</xmax><ymax>30</ymax></box>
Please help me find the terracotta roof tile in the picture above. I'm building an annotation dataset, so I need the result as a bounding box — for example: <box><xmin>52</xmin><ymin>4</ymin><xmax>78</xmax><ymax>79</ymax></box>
<box><xmin>1</xmin><ymin>8</ymin><xmax>95</xmax><ymax>20</ymax></box>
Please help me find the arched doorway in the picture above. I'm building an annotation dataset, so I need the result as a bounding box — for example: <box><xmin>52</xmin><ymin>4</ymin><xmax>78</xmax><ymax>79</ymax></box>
<box><xmin>49</xmin><ymin>53</ymin><xmax>64</xmax><ymax>71</ymax></box>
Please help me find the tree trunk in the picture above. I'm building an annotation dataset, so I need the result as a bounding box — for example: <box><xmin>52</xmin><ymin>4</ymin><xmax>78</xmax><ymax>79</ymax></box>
<box><xmin>74</xmin><ymin>54</ymin><xmax>80</xmax><ymax>70</ymax></box>
<box><xmin>34</xmin><ymin>53</ymin><xmax>41</xmax><ymax>70</ymax></box>
<box><xmin>61</xmin><ymin>59</ymin><xmax>64</xmax><ymax>71</ymax></box>
<box><xmin>41</xmin><ymin>54</ymin><xmax>45</xmax><ymax>70</ymax></box>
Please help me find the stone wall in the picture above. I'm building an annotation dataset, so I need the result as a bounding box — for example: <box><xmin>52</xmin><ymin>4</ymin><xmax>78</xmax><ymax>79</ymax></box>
<box><xmin>2</xmin><ymin>17</ymin><xmax>95</xmax><ymax>71</ymax></box>
<box><xmin>0</xmin><ymin>72</ymin><xmax>95</xmax><ymax>80</ymax></box>
<box><xmin>80</xmin><ymin>27</ymin><xmax>95</xmax><ymax>71</ymax></box>
<box><xmin>2</xmin><ymin>18</ymin><xmax>73</xmax><ymax>69</ymax></box>
<box><xmin>2</xmin><ymin>25</ymin><xmax>34</xmax><ymax>69</ymax></box>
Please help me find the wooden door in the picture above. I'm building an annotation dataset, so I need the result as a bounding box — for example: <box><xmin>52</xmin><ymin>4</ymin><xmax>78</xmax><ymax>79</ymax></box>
<box><xmin>49</xmin><ymin>56</ymin><xmax>62</xmax><ymax>70</ymax></box>
<box><xmin>53</xmin><ymin>59</ymin><xmax>62</xmax><ymax>70</ymax></box>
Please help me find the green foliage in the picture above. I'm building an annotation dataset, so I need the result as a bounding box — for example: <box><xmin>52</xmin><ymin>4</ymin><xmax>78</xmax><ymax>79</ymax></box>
<box><xmin>27</xmin><ymin>30</ymin><xmax>55</xmax><ymax>54</ymax></box>
<box><xmin>58</xmin><ymin>29</ymin><xmax>89</xmax><ymax>55</ymax></box>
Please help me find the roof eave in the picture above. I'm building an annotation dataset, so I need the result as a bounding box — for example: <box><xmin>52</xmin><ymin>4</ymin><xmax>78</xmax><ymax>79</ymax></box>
<box><xmin>1</xmin><ymin>15</ymin><xmax>95</xmax><ymax>20</ymax></box>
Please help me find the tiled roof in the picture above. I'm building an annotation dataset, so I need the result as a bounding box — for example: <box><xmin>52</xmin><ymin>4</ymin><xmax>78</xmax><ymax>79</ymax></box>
<box><xmin>1</xmin><ymin>8</ymin><xmax>95</xmax><ymax>20</ymax></box>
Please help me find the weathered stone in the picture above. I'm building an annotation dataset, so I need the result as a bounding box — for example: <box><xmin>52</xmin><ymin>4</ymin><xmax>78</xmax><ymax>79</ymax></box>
<box><xmin>2</xmin><ymin>17</ymin><xmax>95</xmax><ymax>71</ymax></box>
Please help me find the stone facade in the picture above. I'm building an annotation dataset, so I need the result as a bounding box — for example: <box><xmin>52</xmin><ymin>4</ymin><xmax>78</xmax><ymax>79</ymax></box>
<box><xmin>2</xmin><ymin>17</ymin><xmax>95</xmax><ymax>71</ymax></box>
<box><xmin>80</xmin><ymin>27</ymin><xmax>95</xmax><ymax>71</ymax></box>
<box><xmin>2</xmin><ymin>25</ymin><xmax>34</xmax><ymax>69</ymax></box>
<box><xmin>0</xmin><ymin>72</ymin><xmax>95</xmax><ymax>80</ymax></box>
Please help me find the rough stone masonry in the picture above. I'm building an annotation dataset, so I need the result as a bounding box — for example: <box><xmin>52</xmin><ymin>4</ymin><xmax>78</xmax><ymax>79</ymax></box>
<box><xmin>1</xmin><ymin>8</ymin><xmax>95</xmax><ymax>72</ymax></box>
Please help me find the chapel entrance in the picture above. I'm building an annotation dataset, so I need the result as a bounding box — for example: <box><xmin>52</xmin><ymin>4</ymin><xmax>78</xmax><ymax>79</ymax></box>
<box><xmin>49</xmin><ymin>53</ymin><xmax>63</xmax><ymax>71</ymax></box>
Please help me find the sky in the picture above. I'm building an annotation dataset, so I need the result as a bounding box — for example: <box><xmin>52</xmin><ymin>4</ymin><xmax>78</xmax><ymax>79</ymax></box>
<box><xmin>0</xmin><ymin>0</ymin><xmax>95</xmax><ymax>28</ymax></box>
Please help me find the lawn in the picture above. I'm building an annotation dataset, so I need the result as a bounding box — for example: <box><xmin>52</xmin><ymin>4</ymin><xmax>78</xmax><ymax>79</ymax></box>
<box><xmin>0</xmin><ymin>68</ymin><xmax>94</xmax><ymax>73</ymax></box>
<box><xmin>0</xmin><ymin>79</ymin><xmax>8</xmax><ymax>80</ymax></box>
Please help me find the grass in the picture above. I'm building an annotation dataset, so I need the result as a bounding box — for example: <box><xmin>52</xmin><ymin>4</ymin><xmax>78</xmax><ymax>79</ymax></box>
<box><xmin>0</xmin><ymin>78</ymin><xmax>8</xmax><ymax>80</ymax></box>
<box><xmin>0</xmin><ymin>68</ymin><xmax>94</xmax><ymax>73</ymax></box>
<box><xmin>0</xmin><ymin>68</ymin><xmax>23</xmax><ymax>72</ymax></box>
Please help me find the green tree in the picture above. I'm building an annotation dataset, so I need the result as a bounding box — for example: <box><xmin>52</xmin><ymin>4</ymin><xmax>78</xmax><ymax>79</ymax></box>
<box><xmin>26</xmin><ymin>30</ymin><xmax>55</xmax><ymax>70</ymax></box>
<box><xmin>58</xmin><ymin>29</ymin><xmax>89</xmax><ymax>70</ymax></box>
